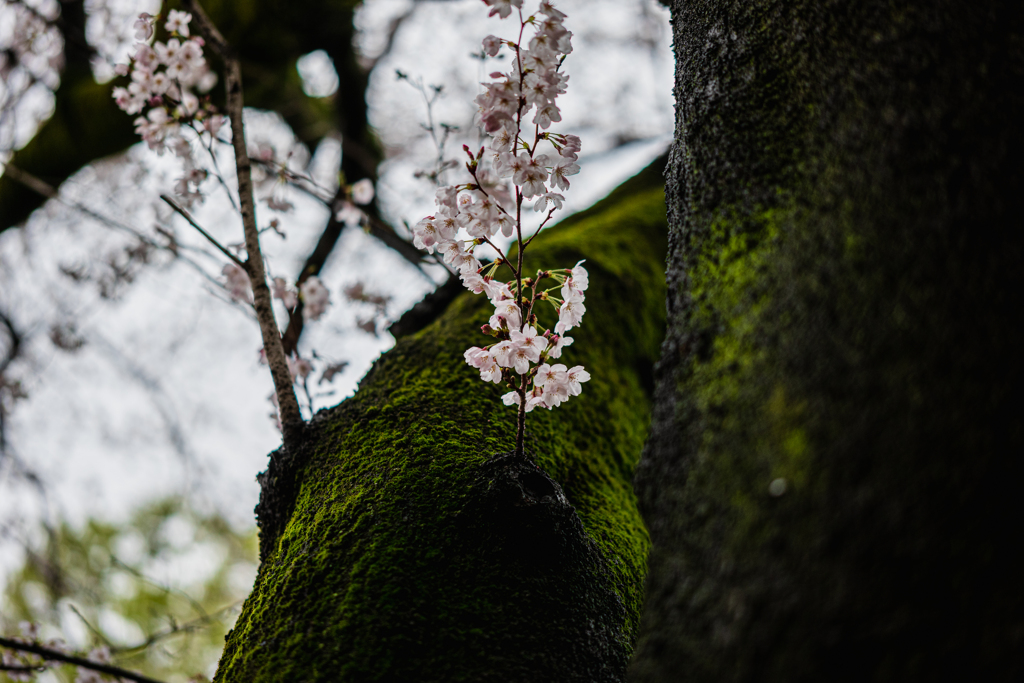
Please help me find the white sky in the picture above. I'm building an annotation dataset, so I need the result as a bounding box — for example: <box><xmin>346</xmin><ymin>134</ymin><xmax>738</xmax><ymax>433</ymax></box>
<box><xmin>0</xmin><ymin>0</ymin><xmax>673</xmax><ymax>592</ymax></box>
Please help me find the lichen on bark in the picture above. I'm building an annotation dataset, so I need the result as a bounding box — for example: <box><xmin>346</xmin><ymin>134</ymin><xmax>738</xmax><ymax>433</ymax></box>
<box><xmin>215</xmin><ymin>158</ymin><xmax>668</xmax><ymax>682</ymax></box>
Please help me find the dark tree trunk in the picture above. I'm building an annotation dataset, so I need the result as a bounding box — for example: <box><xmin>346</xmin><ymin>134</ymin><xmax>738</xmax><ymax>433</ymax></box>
<box><xmin>632</xmin><ymin>1</ymin><xmax>1024</xmax><ymax>681</ymax></box>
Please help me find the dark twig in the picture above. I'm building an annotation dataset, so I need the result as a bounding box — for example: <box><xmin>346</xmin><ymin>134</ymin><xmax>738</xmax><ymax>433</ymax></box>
<box><xmin>0</xmin><ymin>636</ymin><xmax>166</xmax><ymax>683</ymax></box>
<box><xmin>68</xmin><ymin>604</ymin><xmax>112</xmax><ymax>647</ymax></box>
<box><xmin>160</xmin><ymin>195</ymin><xmax>246</xmax><ymax>269</ymax></box>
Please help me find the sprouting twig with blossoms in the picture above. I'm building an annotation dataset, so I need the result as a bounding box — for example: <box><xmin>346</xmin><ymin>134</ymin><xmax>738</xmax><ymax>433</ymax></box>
<box><xmin>395</xmin><ymin>71</ymin><xmax>460</xmax><ymax>186</ymax></box>
<box><xmin>411</xmin><ymin>0</ymin><xmax>588</xmax><ymax>458</ymax></box>
<box><xmin>109</xmin><ymin>3</ymin><xmax>387</xmax><ymax>438</ymax></box>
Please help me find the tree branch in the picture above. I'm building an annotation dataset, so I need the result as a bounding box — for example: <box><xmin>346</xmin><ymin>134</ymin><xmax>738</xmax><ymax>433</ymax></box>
<box><xmin>183</xmin><ymin>0</ymin><xmax>303</xmax><ymax>446</ymax></box>
<box><xmin>160</xmin><ymin>195</ymin><xmax>246</xmax><ymax>269</ymax></box>
<box><xmin>0</xmin><ymin>637</ymin><xmax>166</xmax><ymax>683</ymax></box>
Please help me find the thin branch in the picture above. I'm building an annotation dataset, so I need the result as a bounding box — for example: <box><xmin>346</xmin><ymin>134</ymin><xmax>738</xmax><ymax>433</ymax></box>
<box><xmin>68</xmin><ymin>604</ymin><xmax>112</xmax><ymax>647</ymax></box>
<box><xmin>0</xmin><ymin>162</ymin><xmax>236</xmax><ymax>286</ymax></box>
<box><xmin>183</xmin><ymin>0</ymin><xmax>304</xmax><ymax>445</ymax></box>
<box><xmin>114</xmin><ymin>602</ymin><xmax>241</xmax><ymax>656</ymax></box>
<box><xmin>160</xmin><ymin>195</ymin><xmax>245</xmax><ymax>269</ymax></box>
<box><xmin>520</xmin><ymin>206</ymin><xmax>557</xmax><ymax>252</ymax></box>
<box><xmin>109</xmin><ymin>554</ymin><xmax>211</xmax><ymax>624</ymax></box>
<box><xmin>188</xmin><ymin>122</ymin><xmax>241</xmax><ymax>214</ymax></box>
<box><xmin>0</xmin><ymin>636</ymin><xmax>167</xmax><ymax>683</ymax></box>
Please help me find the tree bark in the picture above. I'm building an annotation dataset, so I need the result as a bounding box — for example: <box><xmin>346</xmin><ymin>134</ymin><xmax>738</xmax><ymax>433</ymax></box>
<box><xmin>214</xmin><ymin>159</ymin><xmax>668</xmax><ymax>682</ymax></box>
<box><xmin>632</xmin><ymin>1</ymin><xmax>1024</xmax><ymax>681</ymax></box>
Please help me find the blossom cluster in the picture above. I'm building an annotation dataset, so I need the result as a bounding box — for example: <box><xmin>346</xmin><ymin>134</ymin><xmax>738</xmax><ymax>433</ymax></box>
<box><xmin>411</xmin><ymin>0</ymin><xmax>589</xmax><ymax>414</ymax></box>
<box><xmin>464</xmin><ymin>262</ymin><xmax>590</xmax><ymax>411</ymax></box>
<box><xmin>112</xmin><ymin>10</ymin><xmax>222</xmax><ymax>206</ymax></box>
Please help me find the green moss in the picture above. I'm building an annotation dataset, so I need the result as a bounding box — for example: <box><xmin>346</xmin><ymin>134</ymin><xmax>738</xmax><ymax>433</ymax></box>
<box><xmin>215</xmin><ymin>160</ymin><xmax>668</xmax><ymax>682</ymax></box>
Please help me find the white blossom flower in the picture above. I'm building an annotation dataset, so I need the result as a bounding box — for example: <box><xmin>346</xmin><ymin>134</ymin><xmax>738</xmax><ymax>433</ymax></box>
<box><xmin>546</xmin><ymin>334</ymin><xmax>573</xmax><ymax>359</ymax></box>
<box><xmin>460</xmin><ymin>270</ymin><xmax>488</xmax><ymax>293</ymax></box>
<box><xmin>557</xmin><ymin>134</ymin><xmax>581</xmax><ymax>160</ymax></box>
<box><xmin>490</xmin><ymin>299</ymin><xmax>521</xmax><ymax>331</ymax></box>
<box><xmin>222</xmin><ymin>263</ymin><xmax>251</xmax><ymax>302</ymax></box>
<box><xmin>204</xmin><ymin>114</ymin><xmax>225</xmax><ymax>136</ymax></box>
<box><xmin>534</xmin><ymin>102</ymin><xmax>562</xmax><ymax>129</ymax></box>
<box><xmin>178</xmin><ymin>39</ymin><xmax>205</xmax><ymax>69</ymax></box>
<box><xmin>482</xmin><ymin>35</ymin><xmax>503</xmax><ymax>57</ymax></box>
<box><xmin>272</xmin><ymin>277</ymin><xmax>298</xmax><ymax>308</ymax></box>
<box><xmin>513</xmin><ymin>153</ymin><xmax>549</xmax><ymax>198</ymax></box>
<box><xmin>165</xmin><ymin>59</ymin><xmax>191</xmax><ymax>83</ymax></box>
<box><xmin>556</xmin><ymin>287</ymin><xmax>586</xmax><ymax>333</ymax></box>
<box><xmin>465</xmin><ymin>346</ymin><xmax>491</xmax><ymax>369</ymax></box>
<box><xmin>155</xmin><ymin>38</ymin><xmax>182</xmax><ymax>66</ymax></box>
<box><xmin>549</xmin><ymin>156</ymin><xmax>580</xmax><ymax>191</ymax></box>
<box><xmin>483</xmin><ymin>0</ymin><xmax>523</xmax><ymax>20</ymax></box>
<box><xmin>133</xmin><ymin>13</ymin><xmax>155</xmax><ymax>41</ymax></box>
<box><xmin>135</xmin><ymin>44</ymin><xmax>158</xmax><ymax>70</ymax></box>
<box><xmin>479</xmin><ymin>358</ymin><xmax>503</xmax><ymax>383</ymax></box>
<box><xmin>300</xmin><ymin>276</ymin><xmax>330</xmax><ymax>320</ymax></box>
<box><xmin>566</xmin><ymin>365</ymin><xmax>590</xmax><ymax>395</ymax></box>
<box><xmin>492</xmin><ymin>340</ymin><xmax>515</xmax><ymax>367</ymax></box>
<box><xmin>510</xmin><ymin>325</ymin><xmax>546</xmax><ymax>358</ymax></box>
<box><xmin>508</xmin><ymin>342</ymin><xmax>540</xmax><ymax>374</ymax></box>
<box><xmin>288</xmin><ymin>356</ymin><xmax>313</xmax><ymax>381</ymax></box>
<box><xmin>435</xmin><ymin>186</ymin><xmax>460</xmax><ymax>217</ymax></box>
<box><xmin>535</xmin><ymin>363</ymin><xmax>567</xmax><ymax>388</ymax></box>
<box><xmin>495</xmin><ymin>212</ymin><xmax>515</xmax><ymax>237</ymax></box>
<box><xmin>351</xmin><ymin>178</ymin><xmax>375</xmax><ymax>205</ymax></box>
<box><xmin>165</xmin><ymin>9</ymin><xmax>192</xmax><ymax>37</ymax></box>
<box><xmin>335</xmin><ymin>201</ymin><xmax>364</xmax><ymax>227</ymax></box>
<box><xmin>486</xmin><ymin>281</ymin><xmax>514</xmax><ymax>305</ymax></box>
<box><xmin>533</xmin><ymin>191</ymin><xmax>564</xmax><ymax>212</ymax></box>
<box><xmin>539</xmin><ymin>1</ymin><xmax>567</xmax><ymax>19</ymax></box>
<box><xmin>264</xmin><ymin>195</ymin><xmax>294</xmax><ymax>212</ymax></box>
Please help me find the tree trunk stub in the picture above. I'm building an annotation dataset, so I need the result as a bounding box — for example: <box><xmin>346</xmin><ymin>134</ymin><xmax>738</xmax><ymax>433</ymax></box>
<box><xmin>632</xmin><ymin>1</ymin><xmax>1024</xmax><ymax>681</ymax></box>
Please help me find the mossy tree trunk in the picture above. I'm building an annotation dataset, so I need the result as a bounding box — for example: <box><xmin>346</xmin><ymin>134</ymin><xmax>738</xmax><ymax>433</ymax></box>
<box><xmin>631</xmin><ymin>1</ymin><xmax>1024</xmax><ymax>681</ymax></box>
<box><xmin>214</xmin><ymin>161</ymin><xmax>668</xmax><ymax>682</ymax></box>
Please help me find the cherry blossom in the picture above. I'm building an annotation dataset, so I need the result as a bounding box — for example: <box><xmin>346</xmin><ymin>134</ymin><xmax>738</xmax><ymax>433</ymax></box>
<box><xmin>351</xmin><ymin>178</ymin><xmax>376</xmax><ymax>205</ymax></box>
<box><xmin>272</xmin><ymin>277</ymin><xmax>298</xmax><ymax>309</ymax></box>
<box><xmin>300</xmin><ymin>276</ymin><xmax>330</xmax><ymax>321</ymax></box>
<box><xmin>408</xmin><ymin>1</ymin><xmax>590</xmax><ymax>456</ymax></box>
<box><xmin>222</xmin><ymin>263</ymin><xmax>252</xmax><ymax>302</ymax></box>
<box><xmin>165</xmin><ymin>9</ymin><xmax>192</xmax><ymax>37</ymax></box>
<box><xmin>483</xmin><ymin>0</ymin><xmax>524</xmax><ymax>20</ymax></box>
<box><xmin>483</xmin><ymin>35</ymin><xmax>503</xmax><ymax>57</ymax></box>
<box><xmin>133</xmin><ymin>13</ymin><xmax>155</xmax><ymax>41</ymax></box>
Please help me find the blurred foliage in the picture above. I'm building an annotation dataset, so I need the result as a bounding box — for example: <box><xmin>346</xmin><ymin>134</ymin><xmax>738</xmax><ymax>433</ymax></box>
<box><xmin>1</xmin><ymin>498</ymin><xmax>257</xmax><ymax>683</ymax></box>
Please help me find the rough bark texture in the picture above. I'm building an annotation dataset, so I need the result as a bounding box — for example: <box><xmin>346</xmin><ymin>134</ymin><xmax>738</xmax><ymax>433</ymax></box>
<box><xmin>632</xmin><ymin>1</ymin><xmax>1024</xmax><ymax>681</ymax></box>
<box><xmin>215</xmin><ymin>159</ymin><xmax>667</xmax><ymax>682</ymax></box>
